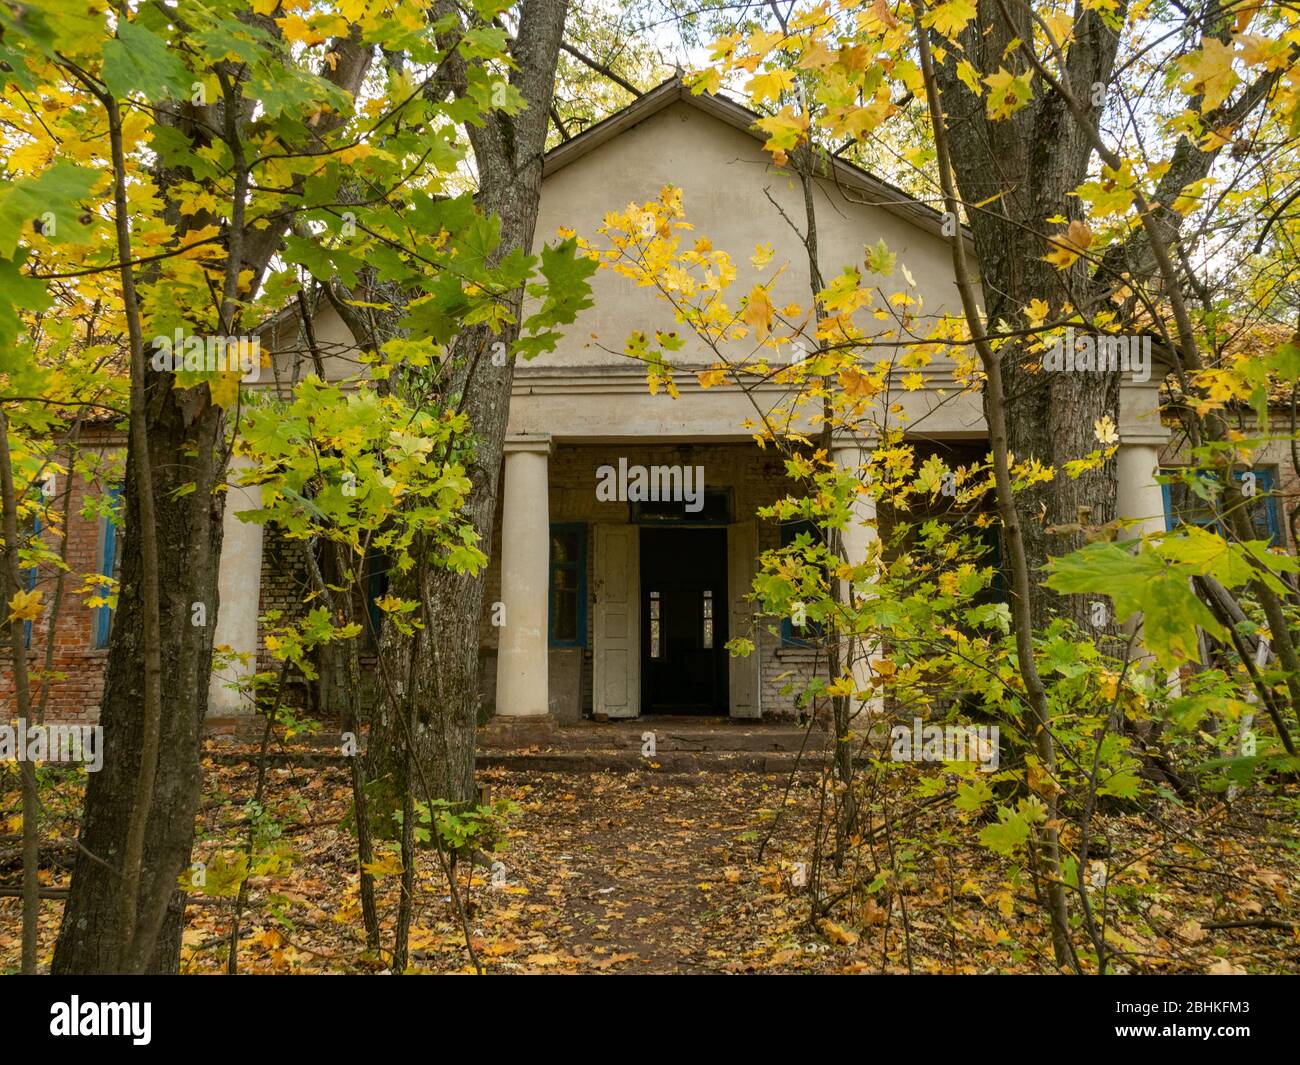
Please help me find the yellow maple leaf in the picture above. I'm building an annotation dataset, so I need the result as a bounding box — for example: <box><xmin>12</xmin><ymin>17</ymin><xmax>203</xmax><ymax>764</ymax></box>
<box><xmin>1044</xmin><ymin>220</ymin><xmax>1093</xmax><ymax>269</ymax></box>
<box><xmin>872</xmin><ymin>0</ymin><xmax>901</xmax><ymax>29</ymax></box>
<box><xmin>754</xmin><ymin>106</ymin><xmax>808</xmax><ymax>152</ymax></box>
<box><xmin>1179</xmin><ymin>39</ymin><xmax>1241</xmax><ymax>112</ymax></box>
<box><xmin>838</xmin><ymin>367</ymin><xmax>879</xmax><ymax>399</ymax></box>
<box><xmin>526</xmin><ymin>952</ymin><xmax>559</xmax><ymax>966</ymax></box>
<box><xmin>362</xmin><ymin>855</ymin><xmax>404</xmax><ymax>877</ymax></box>
<box><xmin>276</xmin><ymin>13</ymin><xmax>328</xmax><ymax>46</ymax></box>
<box><xmin>176</xmin><ymin>186</ymin><xmax>219</xmax><ymax>217</ymax></box>
<box><xmin>799</xmin><ymin>40</ymin><xmax>837</xmax><ymax>70</ymax></box>
<box><xmin>817</xmin><ymin>918</ymin><xmax>860</xmax><ymax>946</ymax></box>
<box><xmin>1093</xmin><ymin>414</ymin><xmax>1119</xmax><ymax>445</ymax></box>
<box><xmin>256</xmin><ymin>928</ymin><xmax>283</xmax><ymax>950</ymax></box>
<box><xmin>209</xmin><ymin>372</ymin><xmax>241</xmax><ymax>409</ymax></box>
<box><xmin>7</xmin><ymin>588</ymin><xmax>43</xmax><ymax>623</ymax></box>
<box><xmin>747</xmin><ymin>69</ymin><xmax>796</xmax><ymax>105</ymax></box>
<box><xmin>983</xmin><ymin>67</ymin><xmax>1034</xmax><ymax>120</ymax></box>
<box><xmin>743</xmin><ymin>284</ymin><xmax>775</xmax><ymax>336</ymax></box>
<box><xmin>927</xmin><ymin>0</ymin><xmax>977</xmax><ymax>37</ymax></box>
<box><xmin>956</xmin><ymin>59</ymin><xmax>981</xmax><ymax>95</ymax></box>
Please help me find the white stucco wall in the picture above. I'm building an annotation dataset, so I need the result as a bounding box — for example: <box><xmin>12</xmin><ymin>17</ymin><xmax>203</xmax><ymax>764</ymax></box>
<box><xmin>516</xmin><ymin>94</ymin><xmax>984</xmax><ymax>442</ymax></box>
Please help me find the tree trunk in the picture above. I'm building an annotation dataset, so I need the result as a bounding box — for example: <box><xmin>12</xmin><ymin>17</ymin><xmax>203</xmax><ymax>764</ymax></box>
<box><xmin>365</xmin><ymin>0</ymin><xmax>569</xmax><ymax>817</ymax></box>
<box><xmin>50</xmin><ymin>35</ymin><xmax>373</xmax><ymax>972</ymax></box>
<box><xmin>0</xmin><ymin>411</ymin><xmax>40</xmax><ymax>973</ymax></box>
<box><xmin>52</xmin><ymin>387</ymin><xmax>227</xmax><ymax>973</ymax></box>
<box><xmin>931</xmin><ymin>4</ymin><xmax>1124</xmax><ymax>628</ymax></box>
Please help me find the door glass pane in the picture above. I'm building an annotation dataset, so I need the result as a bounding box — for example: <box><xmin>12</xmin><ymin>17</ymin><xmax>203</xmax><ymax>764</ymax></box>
<box><xmin>548</xmin><ymin>525</ymin><xmax>586</xmax><ymax>645</ymax></box>
<box><xmin>551</xmin><ymin>568</ymin><xmax>577</xmax><ymax>641</ymax></box>
<box><xmin>551</xmin><ymin>527</ymin><xmax>579</xmax><ymax>564</ymax></box>
<box><xmin>650</xmin><ymin>591</ymin><xmax>661</xmax><ymax>659</ymax></box>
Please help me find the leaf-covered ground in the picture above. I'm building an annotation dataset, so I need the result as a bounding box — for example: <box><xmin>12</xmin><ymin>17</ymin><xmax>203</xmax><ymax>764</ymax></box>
<box><xmin>3</xmin><ymin>744</ymin><xmax>1298</xmax><ymax>974</ymax></box>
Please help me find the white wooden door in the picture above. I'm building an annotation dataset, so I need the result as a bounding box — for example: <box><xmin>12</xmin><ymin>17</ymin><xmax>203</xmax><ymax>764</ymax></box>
<box><xmin>727</xmin><ymin>521</ymin><xmax>760</xmax><ymax>718</ymax></box>
<box><xmin>593</xmin><ymin>524</ymin><xmax>640</xmax><ymax>718</ymax></box>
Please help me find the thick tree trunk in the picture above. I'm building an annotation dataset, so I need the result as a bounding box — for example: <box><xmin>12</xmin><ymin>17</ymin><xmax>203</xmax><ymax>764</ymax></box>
<box><xmin>52</xmin><ymin>388</ymin><xmax>226</xmax><ymax>973</ymax></box>
<box><xmin>50</xmin><ymin>34</ymin><xmax>373</xmax><ymax>971</ymax></box>
<box><xmin>932</xmin><ymin>5</ymin><xmax>1123</xmax><ymax>629</ymax></box>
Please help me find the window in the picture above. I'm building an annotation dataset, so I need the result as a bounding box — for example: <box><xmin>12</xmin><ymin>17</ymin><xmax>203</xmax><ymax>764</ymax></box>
<box><xmin>93</xmin><ymin>486</ymin><xmax>123</xmax><ymax>649</ymax></box>
<box><xmin>24</xmin><ymin>513</ymin><xmax>41</xmax><ymax>650</ymax></box>
<box><xmin>649</xmin><ymin>589</ymin><xmax>662</xmax><ymax>659</ymax></box>
<box><xmin>548</xmin><ymin>523</ymin><xmax>587</xmax><ymax>647</ymax></box>
<box><xmin>1161</xmin><ymin>467</ymin><xmax>1281</xmax><ymax>547</ymax></box>
<box><xmin>780</xmin><ymin>519</ymin><xmax>827</xmax><ymax>647</ymax></box>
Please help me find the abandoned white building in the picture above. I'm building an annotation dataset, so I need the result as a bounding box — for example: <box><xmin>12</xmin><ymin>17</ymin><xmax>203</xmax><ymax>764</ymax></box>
<box><xmin>199</xmin><ymin>79</ymin><xmax>1174</xmax><ymax>724</ymax></box>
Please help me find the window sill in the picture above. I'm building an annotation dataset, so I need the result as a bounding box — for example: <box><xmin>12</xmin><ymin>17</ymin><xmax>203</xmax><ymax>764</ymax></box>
<box><xmin>775</xmin><ymin>645</ymin><xmax>822</xmax><ymax>662</ymax></box>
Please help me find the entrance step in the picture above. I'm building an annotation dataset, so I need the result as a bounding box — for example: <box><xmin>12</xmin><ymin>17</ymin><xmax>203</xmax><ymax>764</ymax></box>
<box><xmin>477</xmin><ymin>749</ymin><xmax>816</xmax><ymax>774</ymax></box>
<box><xmin>478</xmin><ymin>716</ymin><xmax>830</xmax><ymax>754</ymax></box>
<box><xmin>477</xmin><ymin>717</ymin><xmax>836</xmax><ymax>773</ymax></box>
<box><xmin>204</xmin><ymin>717</ymin><xmax>848</xmax><ymax>774</ymax></box>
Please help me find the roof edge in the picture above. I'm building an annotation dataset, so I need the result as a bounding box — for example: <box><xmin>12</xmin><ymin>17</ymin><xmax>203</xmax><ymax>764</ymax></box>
<box><xmin>542</xmin><ymin>77</ymin><xmax>962</xmax><ymax>243</ymax></box>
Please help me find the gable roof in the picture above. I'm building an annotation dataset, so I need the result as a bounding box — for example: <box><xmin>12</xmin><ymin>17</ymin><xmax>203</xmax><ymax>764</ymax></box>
<box><xmin>543</xmin><ymin>77</ymin><xmax>958</xmax><ymax>242</ymax></box>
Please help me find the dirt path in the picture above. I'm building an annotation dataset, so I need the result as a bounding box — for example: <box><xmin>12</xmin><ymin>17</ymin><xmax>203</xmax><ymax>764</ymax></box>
<box><xmin>487</xmin><ymin>768</ymin><xmax>800</xmax><ymax>973</ymax></box>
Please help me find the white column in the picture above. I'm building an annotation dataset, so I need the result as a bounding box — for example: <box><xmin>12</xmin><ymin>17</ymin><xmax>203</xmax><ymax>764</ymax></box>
<box><xmin>1118</xmin><ymin>376</ymin><xmax>1170</xmax><ymax>539</ymax></box>
<box><xmin>1116</xmin><ymin>417</ymin><xmax>1174</xmax><ymax>679</ymax></box>
<box><xmin>833</xmin><ymin>439</ymin><xmax>882</xmax><ymax>726</ymax></box>
<box><xmin>495</xmin><ymin>436</ymin><xmax>551</xmax><ymax>717</ymax></box>
<box><xmin>1116</xmin><ymin>441</ymin><xmax>1167</xmax><ymax>539</ymax></box>
<box><xmin>208</xmin><ymin>455</ymin><xmax>264</xmax><ymax>715</ymax></box>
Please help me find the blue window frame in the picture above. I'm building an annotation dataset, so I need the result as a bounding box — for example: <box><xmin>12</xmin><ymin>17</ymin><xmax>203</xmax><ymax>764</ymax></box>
<box><xmin>780</xmin><ymin>519</ymin><xmax>826</xmax><ymax>647</ymax></box>
<box><xmin>548</xmin><ymin>523</ymin><xmax>587</xmax><ymax>647</ymax></box>
<box><xmin>1161</xmin><ymin>467</ymin><xmax>1281</xmax><ymax>547</ymax></box>
<box><xmin>24</xmin><ymin>514</ymin><xmax>41</xmax><ymax>649</ymax></box>
<box><xmin>93</xmin><ymin>485</ymin><xmax>123</xmax><ymax>649</ymax></box>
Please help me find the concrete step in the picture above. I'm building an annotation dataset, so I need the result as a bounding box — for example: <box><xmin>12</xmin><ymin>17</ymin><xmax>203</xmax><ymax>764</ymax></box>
<box><xmin>205</xmin><ymin>716</ymin><xmax>847</xmax><ymax>774</ymax></box>
<box><xmin>477</xmin><ymin>718</ymin><xmax>831</xmax><ymax>754</ymax></box>
<box><xmin>476</xmin><ymin>749</ymin><xmax>826</xmax><ymax>774</ymax></box>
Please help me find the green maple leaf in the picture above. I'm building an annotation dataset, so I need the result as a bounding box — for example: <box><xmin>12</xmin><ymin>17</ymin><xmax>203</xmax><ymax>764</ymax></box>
<box><xmin>865</xmin><ymin>237</ymin><xmax>896</xmax><ymax>276</ymax></box>
<box><xmin>101</xmin><ymin>20</ymin><xmax>190</xmax><ymax>102</ymax></box>
<box><xmin>0</xmin><ymin>161</ymin><xmax>100</xmax><ymax>257</ymax></box>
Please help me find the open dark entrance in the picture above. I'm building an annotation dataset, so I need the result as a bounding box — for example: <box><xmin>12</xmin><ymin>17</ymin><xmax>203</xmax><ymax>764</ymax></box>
<box><xmin>640</xmin><ymin>527</ymin><xmax>729</xmax><ymax>714</ymax></box>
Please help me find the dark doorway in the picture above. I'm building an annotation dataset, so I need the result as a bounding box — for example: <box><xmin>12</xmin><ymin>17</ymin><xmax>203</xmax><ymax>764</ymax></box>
<box><xmin>640</xmin><ymin>528</ymin><xmax>729</xmax><ymax>714</ymax></box>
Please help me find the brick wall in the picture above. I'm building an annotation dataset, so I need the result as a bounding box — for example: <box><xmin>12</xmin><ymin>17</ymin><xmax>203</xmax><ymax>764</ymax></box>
<box><xmin>0</xmin><ymin>429</ymin><xmax>124</xmax><ymax>724</ymax></box>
